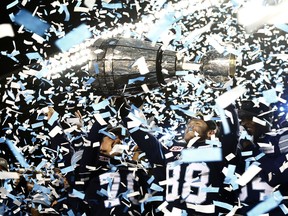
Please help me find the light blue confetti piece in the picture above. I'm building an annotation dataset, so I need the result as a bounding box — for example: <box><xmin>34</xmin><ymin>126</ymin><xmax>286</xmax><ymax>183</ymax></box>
<box><xmin>61</xmin><ymin>165</ymin><xmax>75</xmax><ymax>174</ymax></box>
<box><xmin>128</xmin><ymin>126</ymin><xmax>140</xmax><ymax>134</ymax></box>
<box><xmin>102</xmin><ymin>2</ymin><xmax>123</xmax><ymax>9</ymax></box>
<box><xmin>94</xmin><ymin>63</ymin><xmax>100</xmax><ymax>74</ymax></box>
<box><xmin>225</xmin><ymin>164</ymin><xmax>239</xmax><ymax>190</ymax></box>
<box><xmin>14</xmin><ymin>9</ymin><xmax>50</xmax><ymax>36</ymax></box>
<box><xmin>35</xmin><ymin>68</ymin><xmax>49</xmax><ymax>79</ymax></box>
<box><xmin>55</xmin><ymin>24</ymin><xmax>92</xmax><ymax>52</ymax></box>
<box><xmin>101</xmin><ymin>111</ymin><xmax>111</xmax><ymax>119</ymax></box>
<box><xmin>224</xmin><ymin>164</ymin><xmax>236</xmax><ymax>183</ymax></box>
<box><xmin>196</xmin><ymin>84</ymin><xmax>205</xmax><ymax>96</ymax></box>
<box><xmin>33</xmin><ymin>184</ymin><xmax>51</xmax><ymax>194</ymax></box>
<box><xmin>98</xmin><ymin>188</ymin><xmax>108</xmax><ymax>197</ymax></box>
<box><xmin>31</xmin><ymin>122</ymin><xmax>44</xmax><ymax>129</ymax></box>
<box><xmin>91</xmin><ymin>99</ymin><xmax>110</xmax><ymax>111</ymax></box>
<box><xmin>48</xmin><ymin>111</ymin><xmax>59</xmax><ymax>126</ymax></box>
<box><xmin>247</xmin><ymin>191</ymin><xmax>283</xmax><ymax>216</ymax></box>
<box><xmin>275</xmin><ymin>24</ymin><xmax>288</xmax><ymax>33</ymax></box>
<box><xmin>175</xmin><ymin>71</ymin><xmax>189</xmax><ymax>76</ymax></box>
<box><xmin>24</xmin><ymin>95</ymin><xmax>34</xmax><ymax>104</ymax></box>
<box><xmin>121</xmin><ymin>127</ymin><xmax>127</xmax><ymax>136</ymax></box>
<box><xmin>146</xmin><ymin>12</ymin><xmax>177</xmax><ymax>42</ymax></box>
<box><xmin>181</xmin><ymin>147</ymin><xmax>222</xmax><ymax>163</ymax></box>
<box><xmin>279</xmin><ymin>204</ymin><xmax>288</xmax><ymax>214</ymax></box>
<box><xmin>17</xmin><ymin>126</ymin><xmax>26</xmax><ymax>131</ymax></box>
<box><xmin>128</xmin><ymin>77</ymin><xmax>145</xmax><ymax>85</ymax></box>
<box><xmin>255</xmin><ymin>153</ymin><xmax>265</xmax><ymax>161</ymax></box>
<box><xmin>26</xmin><ymin>52</ymin><xmax>43</xmax><ymax>60</ymax></box>
<box><xmin>201</xmin><ymin>186</ymin><xmax>219</xmax><ymax>193</ymax></box>
<box><xmin>262</xmin><ymin>88</ymin><xmax>278</xmax><ymax>104</ymax></box>
<box><xmin>146</xmin><ymin>196</ymin><xmax>164</xmax><ymax>203</ymax></box>
<box><xmin>0</xmin><ymin>137</ymin><xmax>5</xmax><ymax>143</ymax></box>
<box><xmin>99</xmin><ymin>129</ymin><xmax>116</xmax><ymax>140</ymax></box>
<box><xmin>67</xmin><ymin>209</ymin><xmax>75</xmax><ymax>216</ymax></box>
<box><xmin>241</xmin><ymin>151</ymin><xmax>253</xmax><ymax>157</ymax></box>
<box><xmin>6</xmin><ymin>139</ymin><xmax>30</xmax><ymax>168</ymax></box>
<box><xmin>71</xmin><ymin>189</ymin><xmax>85</xmax><ymax>200</ymax></box>
<box><xmin>6</xmin><ymin>1</ymin><xmax>18</xmax><ymax>9</ymax></box>
<box><xmin>213</xmin><ymin>201</ymin><xmax>233</xmax><ymax>211</ymax></box>
<box><xmin>147</xmin><ymin>176</ymin><xmax>155</xmax><ymax>185</ymax></box>
<box><xmin>6</xmin><ymin>193</ymin><xmax>17</xmax><ymax>201</ymax></box>
<box><xmin>35</xmin><ymin>159</ymin><xmax>47</xmax><ymax>171</ymax></box>
<box><xmin>150</xmin><ymin>183</ymin><xmax>164</xmax><ymax>192</ymax></box>
<box><xmin>59</xmin><ymin>4</ymin><xmax>70</xmax><ymax>22</ymax></box>
<box><xmin>230</xmin><ymin>0</ymin><xmax>240</xmax><ymax>7</ymax></box>
<box><xmin>85</xmin><ymin>77</ymin><xmax>96</xmax><ymax>85</ymax></box>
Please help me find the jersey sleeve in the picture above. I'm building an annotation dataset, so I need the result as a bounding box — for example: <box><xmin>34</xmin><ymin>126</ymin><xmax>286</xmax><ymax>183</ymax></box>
<box><xmin>121</xmin><ymin>112</ymin><xmax>165</xmax><ymax>166</ymax></box>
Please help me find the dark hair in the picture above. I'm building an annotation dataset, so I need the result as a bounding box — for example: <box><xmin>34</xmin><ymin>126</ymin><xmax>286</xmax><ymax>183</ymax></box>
<box><xmin>238</xmin><ymin>100</ymin><xmax>273</xmax><ymax>121</ymax></box>
<box><xmin>108</xmin><ymin>126</ymin><xmax>129</xmax><ymax>140</ymax></box>
<box><xmin>205</xmin><ymin>120</ymin><xmax>217</xmax><ymax>131</ymax></box>
<box><xmin>188</xmin><ymin>117</ymin><xmax>217</xmax><ymax>131</ymax></box>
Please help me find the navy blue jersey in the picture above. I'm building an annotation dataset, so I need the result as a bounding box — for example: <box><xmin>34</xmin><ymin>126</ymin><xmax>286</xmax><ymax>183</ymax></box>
<box><xmin>237</xmin><ymin>137</ymin><xmax>288</xmax><ymax>215</ymax></box>
<box><xmin>255</xmin><ymin>127</ymin><xmax>288</xmax><ymax>155</ymax></box>
<box><xmin>122</xmin><ymin>105</ymin><xmax>240</xmax><ymax>215</ymax></box>
<box><xmin>77</xmin><ymin>120</ymin><xmax>152</xmax><ymax>216</ymax></box>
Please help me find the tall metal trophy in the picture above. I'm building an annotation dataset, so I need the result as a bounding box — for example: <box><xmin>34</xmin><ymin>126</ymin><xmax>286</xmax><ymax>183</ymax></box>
<box><xmin>86</xmin><ymin>37</ymin><xmax>236</xmax><ymax>95</ymax></box>
<box><xmin>87</xmin><ymin>37</ymin><xmax>181</xmax><ymax>96</ymax></box>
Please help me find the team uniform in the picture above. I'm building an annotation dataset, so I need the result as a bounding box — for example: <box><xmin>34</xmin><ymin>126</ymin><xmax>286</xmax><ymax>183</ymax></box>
<box><xmin>237</xmin><ymin>128</ymin><xmax>288</xmax><ymax>215</ymax></box>
<box><xmin>77</xmin><ymin>120</ymin><xmax>152</xmax><ymax>216</ymax></box>
<box><xmin>121</xmin><ymin>105</ymin><xmax>240</xmax><ymax>215</ymax></box>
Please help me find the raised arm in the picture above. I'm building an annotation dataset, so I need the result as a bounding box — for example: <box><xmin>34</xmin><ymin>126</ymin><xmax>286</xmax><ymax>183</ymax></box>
<box><xmin>118</xmin><ymin>98</ymin><xmax>165</xmax><ymax>166</ymax></box>
<box><xmin>220</xmin><ymin>104</ymin><xmax>240</xmax><ymax>156</ymax></box>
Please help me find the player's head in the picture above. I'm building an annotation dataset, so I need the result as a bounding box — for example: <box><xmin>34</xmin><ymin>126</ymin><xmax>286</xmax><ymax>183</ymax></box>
<box><xmin>184</xmin><ymin>117</ymin><xmax>217</xmax><ymax>143</ymax></box>
<box><xmin>238</xmin><ymin>100</ymin><xmax>272</xmax><ymax>138</ymax></box>
<box><xmin>100</xmin><ymin>126</ymin><xmax>128</xmax><ymax>156</ymax></box>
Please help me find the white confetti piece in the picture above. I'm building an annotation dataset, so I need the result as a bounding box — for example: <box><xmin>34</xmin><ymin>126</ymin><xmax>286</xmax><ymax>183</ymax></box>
<box><xmin>215</xmin><ymin>85</ymin><xmax>247</xmax><ymax>109</ymax></box>
<box><xmin>48</xmin><ymin>125</ymin><xmax>63</xmax><ymax>137</ymax></box>
<box><xmin>0</xmin><ymin>171</ymin><xmax>20</xmax><ymax>179</ymax></box>
<box><xmin>245</xmin><ymin>62</ymin><xmax>264</xmax><ymax>72</ymax></box>
<box><xmin>141</xmin><ymin>84</ymin><xmax>150</xmax><ymax>93</ymax></box>
<box><xmin>0</xmin><ymin>24</ymin><xmax>14</xmax><ymax>38</ymax></box>
<box><xmin>252</xmin><ymin>116</ymin><xmax>267</xmax><ymax>126</ymax></box>
<box><xmin>186</xmin><ymin>203</ymin><xmax>215</xmax><ymax>214</ymax></box>
<box><xmin>93</xmin><ymin>113</ymin><xmax>107</xmax><ymax>126</ymax></box>
<box><xmin>132</xmin><ymin>56</ymin><xmax>150</xmax><ymax>75</ymax></box>
<box><xmin>186</xmin><ymin>136</ymin><xmax>201</xmax><ymax>148</ymax></box>
<box><xmin>236</xmin><ymin>163</ymin><xmax>262</xmax><ymax>186</ymax></box>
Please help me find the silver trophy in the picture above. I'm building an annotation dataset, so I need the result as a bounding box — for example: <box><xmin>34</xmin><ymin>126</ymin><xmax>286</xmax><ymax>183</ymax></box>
<box><xmin>87</xmin><ymin>37</ymin><xmax>181</xmax><ymax>96</ymax></box>
<box><xmin>200</xmin><ymin>50</ymin><xmax>236</xmax><ymax>85</ymax></box>
<box><xmin>87</xmin><ymin>37</ymin><xmax>236</xmax><ymax>95</ymax></box>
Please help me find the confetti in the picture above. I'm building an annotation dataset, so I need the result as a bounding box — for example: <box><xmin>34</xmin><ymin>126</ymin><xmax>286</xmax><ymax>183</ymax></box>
<box><xmin>0</xmin><ymin>24</ymin><xmax>15</xmax><ymax>38</ymax></box>
<box><xmin>55</xmin><ymin>24</ymin><xmax>92</xmax><ymax>52</ymax></box>
<box><xmin>247</xmin><ymin>191</ymin><xmax>283</xmax><ymax>216</ymax></box>
<box><xmin>14</xmin><ymin>9</ymin><xmax>50</xmax><ymax>36</ymax></box>
<box><xmin>181</xmin><ymin>147</ymin><xmax>222</xmax><ymax>163</ymax></box>
<box><xmin>236</xmin><ymin>163</ymin><xmax>262</xmax><ymax>186</ymax></box>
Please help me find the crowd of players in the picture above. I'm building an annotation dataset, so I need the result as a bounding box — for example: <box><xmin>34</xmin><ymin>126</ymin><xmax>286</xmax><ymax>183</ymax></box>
<box><xmin>1</xmin><ymin>92</ymin><xmax>288</xmax><ymax>216</ymax></box>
